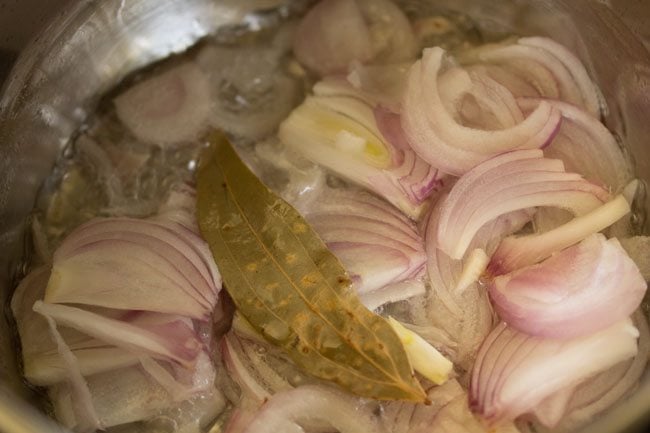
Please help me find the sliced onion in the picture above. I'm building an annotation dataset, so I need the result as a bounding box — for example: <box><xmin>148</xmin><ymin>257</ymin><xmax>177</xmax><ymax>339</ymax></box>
<box><xmin>33</xmin><ymin>301</ymin><xmax>203</xmax><ymax>368</ymax></box>
<box><xmin>221</xmin><ymin>332</ymin><xmax>294</xmax><ymax>403</ymax></box>
<box><xmin>41</xmin><ymin>312</ymin><xmax>101</xmax><ymax>432</ymax></box>
<box><xmin>382</xmin><ymin>380</ymin><xmax>520</xmax><ymax>433</ymax></box>
<box><xmin>45</xmin><ymin>213</ymin><xmax>221</xmax><ymax>320</ymax></box>
<box><xmin>520</xmin><ymin>97</ymin><xmax>632</xmax><ymax>191</ymax></box>
<box><xmin>346</xmin><ymin>62</ymin><xmax>411</xmax><ymax>111</ymax></box>
<box><xmin>51</xmin><ymin>366</ymin><xmax>175</xmax><ymax>430</ymax></box>
<box><xmin>114</xmin><ymin>62</ymin><xmax>211</xmax><ymax>146</ymax></box>
<box><xmin>293</xmin><ymin>0</ymin><xmax>416</xmax><ymax>77</ymax></box>
<box><xmin>355</xmin><ymin>0</ymin><xmax>417</xmax><ymax>64</ymax></box>
<box><xmin>359</xmin><ymin>280</ymin><xmax>426</xmax><ymax>311</ymax></box>
<box><xmin>402</xmin><ymin>48</ymin><xmax>561</xmax><ymax>175</ymax></box>
<box><xmin>438</xmin><ymin>67</ymin><xmax>524</xmax><ymax>131</ymax></box>
<box><xmin>541</xmin><ymin>310</ymin><xmax>650</xmax><ymax>432</ymax></box>
<box><xmin>435</xmin><ymin>149</ymin><xmax>609</xmax><ymax>260</ymax></box>
<box><xmin>196</xmin><ymin>38</ymin><xmax>300</xmax><ymax>141</ymax></box>
<box><xmin>489</xmin><ymin>234</ymin><xmax>647</xmax><ymax>338</ymax></box>
<box><xmin>11</xmin><ymin>267</ymin><xmax>140</xmax><ymax>386</ymax></box>
<box><xmin>293</xmin><ymin>0</ymin><xmax>373</xmax><ymax>76</ymax></box>
<box><xmin>489</xmin><ymin>194</ymin><xmax>630</xmax><ymax>275</ymax></box>
<box><xmin>470</xmin><ymin>318</ymin><xmax>639</xmax><ymax>424</ymax></box>
<box><xmin>381</xmin><ymin>380</ymin><xmax>463</xmax><ymax>433</ymax></box>
<box><xmin>241</xmin><ymin>385</ymin><xmax>385</xmax><ymax>433</ymax></box>
<box><xmin>459</xmin><ymin>37</ymin><xmax>601</xmax><ymax>117</ymax></box>
<box><xmin>305</xmin><ymin>187</ymin><xmax>426</xmax><ymax>301</ymax></box>
<box><xmin>423</xmin><ymin>202</ymin><xmax>532</xmax><ymax>369</ymax></box>
<box><xmin>279</xmin><ymin>85</ymin><xmax>442</xmax><ymax>218</ymax></box>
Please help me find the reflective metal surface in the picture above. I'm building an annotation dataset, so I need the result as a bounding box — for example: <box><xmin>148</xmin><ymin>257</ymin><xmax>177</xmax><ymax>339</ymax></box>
<box><xmin>1</xmin><ymin>1</ymin><xmax>649</xmax><ymax>432</ymax></box>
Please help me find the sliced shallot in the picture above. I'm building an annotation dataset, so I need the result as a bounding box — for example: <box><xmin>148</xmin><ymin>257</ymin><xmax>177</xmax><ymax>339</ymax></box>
<box><xmin>279</xmin><ymin>83</ymin><xmax>441</xmax><ymax>217</ymax></box>
<box><xmin>114</xmin><ymin>62</ymin><xmax>211</xmax><ymax>146</ymax></box>
<box><xmin>402</xmin><ymin>47</ymin><xmax>561</xmax><ymax>175</ymax></box>
<box><xmin>458</xmin><ymin>37</ymin><xmax>601</xmax><ymax>117</ymax></box>
<box><xmin>489</xmin><ymin>193</ymin><xmax>630</xmax><ymax>275</ymax></box>
<box><xmin>305</xmin><ymin>187</ymin><xmax>426</xmax><ymax>306</ymax></box>
<box><xmin>489</xmin><ymin>234</ymin><xmax>647</xmax><ymax>338</ymax></box>
<box><xmin>435</xmin><ymin>149</ymin><xmax>609</xmax><ymax>260</ymax></box>
<box><xmin>292</xmin><ymin>0</ymin><xmax>416</xmax><ymax>76</ymax></box>
<box><xmin>520</xmin><ymin>97</ymin><xmax>632</xmax><ymax>191</ymax></box>
<box><xmin>33</xmin><ymin>301</ymin><xmax>203</xmax><ymax>368</ymax></box>
<box><xmin>470</xmin><ymin>319</ymin><xmax>639</xmax><ymax>424</ymax></box>
<box><xmin>240</xmin><ymin>385</ymin><xmax>385</xmax><ymax>433</ymax></box>
<box><xmin>44</xmin><ymin>214</ymin><xmax>221</xmax><ymax>320</ymax></box>
<box><xmin>424</xmin><ymin>198</ymin><xmax>533</xmax><ymax>369</ymax></box>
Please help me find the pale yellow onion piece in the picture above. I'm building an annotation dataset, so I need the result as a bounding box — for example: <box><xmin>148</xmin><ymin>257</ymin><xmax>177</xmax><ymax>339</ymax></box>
<box><xmin>388</xmin><ymin>317</ymin><xmax>453</xmax><ymax>385</ymax></box>
<box><xmin>489</xmin><ymin>193</ymin><xmax>631</xmax><ymax>275</ymax></box>
<box><xmin>454</xmin><ymin>248</ymin><xmax>489</xmax><ymax>295</ymax></box>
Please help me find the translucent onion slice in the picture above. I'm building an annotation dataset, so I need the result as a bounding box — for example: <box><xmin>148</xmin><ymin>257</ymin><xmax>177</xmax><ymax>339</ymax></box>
<box><xmin>355</xmin><ymin>0</ymin><xmax>417</xmax><ymax>64</ymax></box>
<box><xmin>438</xmin><ymin>67</ymin><xmax>524</xmax><ymax>130</ymax></box>
<box><xmin>489</xmin><ymin>194</ymin><xmax>630</xmax><ymax>275</ymax></box>
<box><xmin>458</xmin><ymin>37</ymin><xmax>601</xmax><ymax>117</ymax></box>
<box><xmin>221</xmin><ymin>332</ymin><xmax>294</xmax><ymax>403</ymax></box>
<box><xmin>51</xmin><ymin>366</ymin><xmax>175</xmax><ymax>430</ymax></box>
<box><xmin>292</xmin><ymin>0</ymin><xmax>373</xmax><ymax>76</ymax></box>
<box><xmin>33</xmin><ymin>301</ymin><xmax>203</xmax><ymax>368</ymax></box>
<box><xmin>402</xmin><ymin>47</ymin><xmax>561</xmax><ymax>175</ymax></box>
<box><xmin>489</xmin><ymin>234</ymin><xmax>647</xmax><ymax>338</ymax></box>
<box><xmin>382</xmin><ymin>380</ymin><xmax>520</xmax><ymax>433</ymax></box>
<box><xmin>45</xmin><ymin>214</ymin><xmax>221</xmax><ymax>320</ymax></box>
<box><xmin>114</xmin><ymin>62</ymin><xmax>210</xmax><ymax>146</ymax></box>
<box><xmin>470</xmin><ymin>319</ymin><xmax>639</xmax><ymax>424</ymax></box>
<box><xmin>305</xmin><ymin>187</ymin><xmax>426</xmax><ymax>303</ymax></box>
<box><xmin>425</xmin><ymin>198</ymin><xmax>533</xmax><ymax>369</ymax></box>
<box><xmin>11</xmin><ymin>267</ymin><xmax>139</xmax><ymax>386</ymax></box>
<box><xmin>279</xmin><ymin>89</ymin><xmax>441</xmax><ymax>218</ymax></box>
<box><xmin>545</xmin><ymin>311</ymin><xmax>649</xmax><ymax>432</ymax></box>
<box><xmin>196</xmin><ymin>38</ymin><xmax>301</xmax><ymax>141</ymax></box>
<box><xmin>240</xmin><ymin>385</ymin><xmax>385</xmax><ymax>433</ymax></box>
<box><xmin>292</xmin><ymin>0</ymin><xmax>416</xmax><ymax>77</ymax></box>
<box><xmin>520</xmin><ymin>98</ymin><xmax>633</xmax><ymax>191</ymax></box>
<box><xmin>435</xmin><ymin>149</ymin><xmax>610</xmax><ymax>260</ymax></box>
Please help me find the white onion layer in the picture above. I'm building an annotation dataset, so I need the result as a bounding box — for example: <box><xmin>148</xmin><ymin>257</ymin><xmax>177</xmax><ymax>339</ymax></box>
<box><xmin>114</xmin><ymin>62</ymin><xmax>211</xmax><ymax>146</ymax></box>
<box><xmin>402</xmin><ymin>48</ymin><xmax>561</xmax><ymax>175</ymax></box>
<box><xmin>241</xmin><ymin>385</ymin><xmax>385</xmax><ymax>433</ymax></box>
<box><xmin>436</xmin><ymin>149</ymin><xmax>609</xmax><ymax>260</ymax></box>
<box><xmin>470</xmin><ymin>319</ymin><xmax>639</xmax><ymax>424</ymax></box>
<box><xmin>490</xmin><ymin>234</ymin><xmax>647</xmax><ymax>338</ymax></box>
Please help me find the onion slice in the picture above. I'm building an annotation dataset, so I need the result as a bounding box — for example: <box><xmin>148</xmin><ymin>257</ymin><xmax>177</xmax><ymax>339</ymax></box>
<box><xmin>402</xmin><ymin>47</ymin><xmax>561</xmax><ymax>175</ymax></box>
<box><xmin>424</xmin><ymin>200</ymin><xmax>532</xmax><ymax>369</ymax></box>
<box><xmin>279</xmin><ymin>84</ymin><xmax>442</xmax><ymax>218</ymax></box>
<box><xmin>44</xmin><ymin>213</ymin><xmax>221</xmax><ymax>320</ymax></box>
<box><xmin>489</xmin><ymin>234</ymin><xmax>647</xmax><ymax>338</ymax></box>
<box><xmin>33</xmin><ymin>301</ymin><xmax>203</xmax><ymax>368</ymax></box>
<box><xmin>436</xmin><ymin>149</ymin><xmax>609</xmax><ymax>260</ymax></box>
<box><xmin>241</xmin><ymin>385</ymin><xmax>385</xmax><ymax>433</ymax></box>
<box><xmin>305</xmin><ymin>187</ymin><xmax>426</xmax><ymax>302</ymax></box>
<box><xmin>470</xmin><ymin>318</ymin><xmax>639</xmax><ymax>424</ymax></box>
<box><xmin>292</xmin><ymin>0</ymin><xmax>416</xmax><ymax>76</ymax></box>
<box><xmin>489</xmin><ymin>194</ymin><xmax>629</xmax><ymax>275</ymax></box>
<box><xmin>114</xmin><ymin>62</ymin><xmax>210</xmax><ymax>146</ymax></box>
<box><xmin>292</xmin><ymin>0</ymin><xmax>373</xmax><ymax>76</ymax></box>
<box><xmin>520</xmin><ymin>97</ymin><xmax>632</xmax><ymax>191</ymax></box>
<box><xmin>458</xmin><ymin>37</ymin><xmax>601</xmax><ymax>117</ymax></box>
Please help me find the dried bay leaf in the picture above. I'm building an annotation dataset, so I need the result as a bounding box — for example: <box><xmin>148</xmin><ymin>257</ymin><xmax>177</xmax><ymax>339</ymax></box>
<box><xmin>197</xmin><ymin>133</ymin><xmax>425</xmax><ymax>402</ymax></box>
